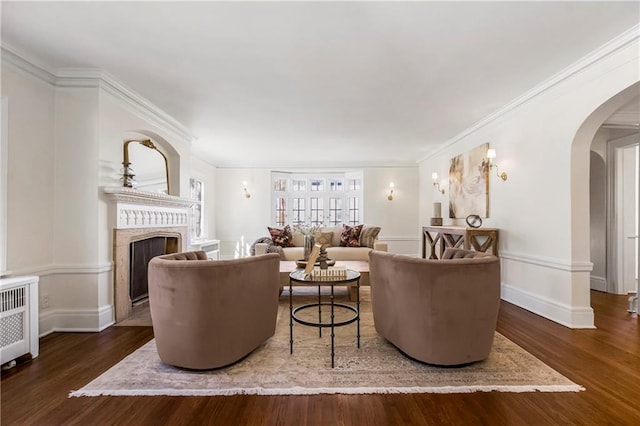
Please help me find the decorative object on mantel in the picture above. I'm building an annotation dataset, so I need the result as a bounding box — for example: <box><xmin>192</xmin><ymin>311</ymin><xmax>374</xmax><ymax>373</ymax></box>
<box><xmin>120</xmin><ymin>163</ymin><xmax>136</xmax><ymax>188</ymax></box>
<box><xmin>431</xmin><ymin>202</ymin><xmax>443</xmax><ymax>226</ymax></box>
<box><xmin>466</xmin><ymin>214</ymin><xmax>483</xmax><ymax>228</ymax></box>
<box><xmin>449</xmin><ymin>143</ymin><xmax>489</xmax><ymax>219</ymax></box>
<box><xmin>121</xmin><ymin>138</ymin><xmax>170</xmax><ymax>193</ymax></box>
<box><xmin>431</xmin><ymin>172</ymin><xmax>445</xmax><ymax>194</ymax></box>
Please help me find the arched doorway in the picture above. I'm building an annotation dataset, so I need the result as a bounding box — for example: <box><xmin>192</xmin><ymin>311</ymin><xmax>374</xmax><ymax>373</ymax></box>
<box><xmin>571</xmin><ymin>82</ymin><xmax>640</xmax><ymax>315</ymax></box>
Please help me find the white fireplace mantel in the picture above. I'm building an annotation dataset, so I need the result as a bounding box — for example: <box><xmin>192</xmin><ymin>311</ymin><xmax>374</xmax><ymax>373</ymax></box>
<box><xmin>103</xmin><ymin>186</ymin><xmax>195</xmax><ymax>229</ymax></box>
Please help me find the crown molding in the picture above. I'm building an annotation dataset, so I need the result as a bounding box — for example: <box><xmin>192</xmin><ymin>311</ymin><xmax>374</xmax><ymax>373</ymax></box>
<box><xmin>1</xmin><ymin>45</ymin><xmax>57</xmax><ymax>85</ymax></box>
<box><xmin>418</xmin><ymin>24</ymin><xmax>640</xmax><ymax>163</ymax></box>
<box><xmin>1</xmin><ymin>46</ymin><xmax>195</xmax><ymax>143</ymax></box>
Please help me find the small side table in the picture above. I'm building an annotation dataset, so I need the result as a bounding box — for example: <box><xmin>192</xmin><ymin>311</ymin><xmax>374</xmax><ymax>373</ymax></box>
<box><xmin>289</xmin><ymin>269</ymin><xmax>360</xmax><ymax>368</ymax></box>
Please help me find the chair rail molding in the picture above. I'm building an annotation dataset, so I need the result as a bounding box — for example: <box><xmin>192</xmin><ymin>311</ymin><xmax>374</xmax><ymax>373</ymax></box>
<box><xmin>500</xmin><ymin>250</ymin><xmax>593</xmax><ymax>272</ymax></box>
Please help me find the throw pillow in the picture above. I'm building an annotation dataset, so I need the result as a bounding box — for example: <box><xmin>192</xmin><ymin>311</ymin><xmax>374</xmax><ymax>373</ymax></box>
<box><xmin>314</xmin><ymin>231</ymin><xmax>334</xmax><ymax>249</ymax></box>
<box><xmin>268</xmin><ymin>225</ymin><xmax>295</xmax><ymax>247</ymax></box>
<box><xmin>359</xmin><ymin>226</ymin><xmax>381</xmax><ymax>248</ymax></box>
<box><xmin>340</xmin><ymin>224</ymin><xmax>363</xmax><ymax>247</ymax></box>
<box><xmin>266</xmin><ymin>244</ymin><xmax>285</xmax><ymax>259</ymax></box>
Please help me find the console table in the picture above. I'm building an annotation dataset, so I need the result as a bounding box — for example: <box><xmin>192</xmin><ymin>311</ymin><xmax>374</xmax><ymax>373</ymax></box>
<box><xmin>422</xmin><ymin>226</ymin><xmax>499</xmax><ymax>259</ymax></box>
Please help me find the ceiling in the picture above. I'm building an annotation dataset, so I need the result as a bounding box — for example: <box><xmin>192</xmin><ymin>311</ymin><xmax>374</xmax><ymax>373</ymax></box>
<box><xmin>1</xmin><ymin>1</ymin><xmax>638</xmax><ymax>167</ymax></box>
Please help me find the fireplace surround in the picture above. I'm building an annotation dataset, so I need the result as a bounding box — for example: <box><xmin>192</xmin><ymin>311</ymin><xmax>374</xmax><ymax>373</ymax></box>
<box><xmin>104</xmin><ymin>187</ymin><xmax>195</xmax><ymax>322</ymax></box>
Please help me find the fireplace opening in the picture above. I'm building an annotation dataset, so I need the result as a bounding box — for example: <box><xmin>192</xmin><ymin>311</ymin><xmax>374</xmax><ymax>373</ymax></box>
<box><xmin>129</xmin><ymin>236</ymin><xmax>179</xmax><ymax>303</ymax></box>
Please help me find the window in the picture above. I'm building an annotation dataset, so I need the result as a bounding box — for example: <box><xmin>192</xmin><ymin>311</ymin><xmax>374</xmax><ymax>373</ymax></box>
<box><xmin>271</xmin><ymin>171</ymin><xmax>363</xmax><ymax>227</ymax></box>
<box><xmin>275</xmin><ymin>197</ymin><xmax>287</xmax><ymax>226</ymax></box>
<box><xmin>329</xmin><ymin>197</ymin><xmax>343</xmax><ymax>225</ymax></box>
<box><xmin>0</xmin><ymin>98</ymin><xmax>7</xmax><ymax>274</ymax></box>
<box><xmin>189</xmin><ymin>178</ymin><xmax>204</xmax><ymax>240</ymax></box>
<box><xmin>329</xmin><ymin>178</ymin><xmax>344</xmax><ymax>191</ymax></box>
<box><xmin>292</xmin><ymin>198</ymin><xmax>306</xmax><ymax>225</ymax></box>
<box><xmin>348</xmin><ymin>197</ymin><xmax>360</xmax><ymax>225</ymax></box>
<box><xmin>292</xmin><ymin>179</ymin><xmax>306</xmax><ymax>191</ymax></box>
<box><xmin>309</xmin><ymin>197</ymin><xmax>324</xmax><ymax>225</ymax></box>
<box><xmin>310</xmin><ymin>179</ymin><xmax>324</xmax><ymax>191</ymax></box>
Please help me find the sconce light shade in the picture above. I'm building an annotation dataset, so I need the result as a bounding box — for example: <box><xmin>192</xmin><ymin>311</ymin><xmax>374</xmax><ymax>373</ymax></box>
<box><xmin>387</xmin><ymin>182</ymin><xmax>395</xmax><ymax>201</ymax></box>
<box><xmin>486</xmin><ymin>148</ymin><xmax>507</xmax><ymax>181</ymax></box>
<box><xmin>432</xmin><ymin>173</ymin><xmax>445</xmax><ymax>194</ymax></box>
<box><xmin>243</xmin><ymin>180</ymin><xmax>251</xmax><ymax>198</ymax></box>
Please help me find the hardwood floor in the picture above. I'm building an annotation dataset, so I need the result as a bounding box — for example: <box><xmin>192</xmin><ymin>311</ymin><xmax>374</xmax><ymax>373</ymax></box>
<box><xmin>2</xmin><ymin>291</ymin><xmax>639</xmax><ymax>425</ymax></box>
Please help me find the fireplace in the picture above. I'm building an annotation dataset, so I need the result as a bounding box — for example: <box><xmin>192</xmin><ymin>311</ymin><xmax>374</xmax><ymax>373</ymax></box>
<box><xmin>129</xmin><ymin>236</ymin><xmax>179</xmax><ymax>303</ymax></box>
<box><xmin>104</xmin><ymin>187</ymin><xmax>195</xmax><ymax>322</ymax></box>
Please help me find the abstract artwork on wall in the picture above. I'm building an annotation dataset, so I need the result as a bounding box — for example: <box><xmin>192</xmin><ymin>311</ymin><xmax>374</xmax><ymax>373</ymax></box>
<box><xmin>449</xmin><ymin>143</ymin><xmax>489</xmax><ymax>218</ymax></box>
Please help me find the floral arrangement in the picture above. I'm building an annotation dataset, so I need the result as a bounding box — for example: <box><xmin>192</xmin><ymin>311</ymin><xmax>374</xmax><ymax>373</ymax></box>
<box><xmin>292</xmin><ymin>223</ymin><xmax>322</xmax><ymax>236</ymax></box>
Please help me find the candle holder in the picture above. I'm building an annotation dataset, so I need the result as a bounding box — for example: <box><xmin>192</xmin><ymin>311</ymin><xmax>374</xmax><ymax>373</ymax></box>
<box><xmin>430</xmin><ymin>201</ymin><xmax>443</xmax><ymax>226</ymax></box>
<box><xmin>120</xmin><ymin>162</ymin><xmax>137</xmax><ymax>188</ymax></box>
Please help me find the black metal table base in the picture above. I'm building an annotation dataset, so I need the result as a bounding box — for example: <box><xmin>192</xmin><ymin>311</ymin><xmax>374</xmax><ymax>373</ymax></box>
<box><xmin>289</xmin><ymin>278</ymin><xmax>360</xmax><ymax>368</ymax></box>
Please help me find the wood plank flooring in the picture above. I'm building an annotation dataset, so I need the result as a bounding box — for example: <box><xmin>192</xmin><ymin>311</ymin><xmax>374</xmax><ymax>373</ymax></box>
<box><xmin>2</xmin><ymin>291</ymin><xmax>639</xmax><ymax>425</ymax></box>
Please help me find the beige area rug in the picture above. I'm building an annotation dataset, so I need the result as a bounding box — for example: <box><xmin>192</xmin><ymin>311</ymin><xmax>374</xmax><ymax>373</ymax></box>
<box><xmin>72</xmin><ymin>288</ymin><xmax>583</xmax><ymax>396</ymax></box>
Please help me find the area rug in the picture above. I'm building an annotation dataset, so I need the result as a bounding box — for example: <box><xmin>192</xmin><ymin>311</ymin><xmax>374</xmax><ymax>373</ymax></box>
<box><xmin>71</xmin><ymin>288</ymin><xmax>584</xmax><ymax>396</ymax></box>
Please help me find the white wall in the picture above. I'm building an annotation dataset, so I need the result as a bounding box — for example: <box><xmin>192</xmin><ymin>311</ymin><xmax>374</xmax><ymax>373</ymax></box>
<box><xmin>2</xmin><ymin>65</ymin><xmax>55</xmax><ymax>272</ymax></box>
<box><xmin>419</xmin><ymin>29</ymin><xmax>639</xmax><ymax>328</ymax></box>
<box><xmin>362</xmin><ymin>167</ymin><xmax>419</xmax><ymax>255</ymax></box>
<box><xmin>215</xmin><ymin>167</ymin><xmax>419</xmax><ymax>258</ymax></box>
<box><xmin>1</xmin><ymin>52</ymin><xmax>215</xmax><ymax>335</ymax></box>
<box><xmin>1</xmin><ymin>63</ymin><xmax>59</xmax><ymax>333</ymax></box>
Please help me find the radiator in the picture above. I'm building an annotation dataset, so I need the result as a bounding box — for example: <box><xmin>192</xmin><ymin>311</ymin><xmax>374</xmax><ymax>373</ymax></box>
<box><xmin>191</xmin><ymin>239</ymin><xmax>220</xmax><ymax>260</ymax></box>
<box><xmin>0</xmin><ymin>275</ymin><xmax>39</xmax><ymax>364</ymax></box>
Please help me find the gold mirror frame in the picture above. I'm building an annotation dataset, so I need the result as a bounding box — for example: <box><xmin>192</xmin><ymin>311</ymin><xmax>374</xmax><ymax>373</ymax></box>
<box><xmin>121</xmin><ymin>139</ymin><xmax>170</xmax><ymax>194</ymax></box>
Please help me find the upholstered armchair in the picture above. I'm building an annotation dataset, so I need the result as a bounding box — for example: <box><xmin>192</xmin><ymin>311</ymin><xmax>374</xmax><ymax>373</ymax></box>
<box><xmin>148</xmin><ymin>251</ymin><xmax>281</xmax><ymax>370</ymax></box>
<box><xmin>369</xmin><ymin>248</ymin><xmax>501</xmax><ymax>366</ymax></box>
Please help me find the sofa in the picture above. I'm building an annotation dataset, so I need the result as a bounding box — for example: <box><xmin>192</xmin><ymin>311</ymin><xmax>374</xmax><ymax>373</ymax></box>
<box><xmin>369</xmin><ymin>248</ymin><xmax>501</xmax><ymax>366</ymax></box>
<box><xmin>254</xmin><ymin>225</ymin><xmax>388</xmax><ymax>261</ymax></box>
<box><xmin>147</xmin><ymin>251</ymin><xmax>281</xmax><ymax>370</ymax></box>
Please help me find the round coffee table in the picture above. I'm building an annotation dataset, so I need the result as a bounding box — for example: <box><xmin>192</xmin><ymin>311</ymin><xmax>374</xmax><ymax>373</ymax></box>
<box><xmin>288</xmin><ymin>269</ymin><xmax>361</xmax><ymax>368</ymax></box>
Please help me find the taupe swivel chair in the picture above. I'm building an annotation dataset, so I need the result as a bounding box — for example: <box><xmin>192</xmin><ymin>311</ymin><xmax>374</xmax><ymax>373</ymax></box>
<box><xmin>369</xmin><ymin>248</ymin><xmax>501</xmax><ymax>366</ymax></box>
<box><xmin>148</xmin><ymin>251</ymin><xmax>281</xmax><ymax>370</ymax></box>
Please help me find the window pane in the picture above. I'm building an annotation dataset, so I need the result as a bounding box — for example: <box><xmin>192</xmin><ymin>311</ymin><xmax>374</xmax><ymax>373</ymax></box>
<box><xmin>274</xmin><ymin>179</ymin><xmax>287</xmax><ymax>192</ymax></box>
<box><xmin>275</xmin><ymin>197</ymin><xmax>287</xmax><ymax>226</ymax></box>
<box><xmin>348</xmin><ymin>197</ymin><xmax>359</xmax><ymax>225</ymax></box>
<box><xmin>329</xmin><ymin>179</ymin><xmax>344</xmax><ymax>191</ymax></box>
<box><xmin>292</xmin><ymin>179</ymin><xmax>306</xmax><ymax>191</ymax></box>
<box><xmin>310</xmin><ymin>197</ymin><xmax>324</xmax><ymax>225</ymax></box>
<box><xmin>329</xmin><ymin>197</ymin><xmax>342</xmax><ymax>226</ymax></box>
<box><xmin>310</xmin><ymin>179</ymin><xmax>324</xmax><ymax>191</ymax></box>
<box><xmin>292</xmin><ymin>198</ymin><xmax>306</xmax><ymax>225</ymax></box>
<box><xmin>349</xmin><ymin>179</ymin><xmax>361</xmax><ymax>191</ymax></box>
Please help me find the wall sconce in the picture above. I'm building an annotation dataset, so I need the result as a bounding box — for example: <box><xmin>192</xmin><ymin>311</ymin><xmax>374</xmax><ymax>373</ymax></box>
<box><xmin>243</xmin><ymin>181</ymin><xmax>251</xmax><ymax>198</ymax></box>
<box><xmin>387</xmin><ymin>182</ymin><xmax>395</xmax><ymax>201</ymax></box>
<box><xmin>486</xmin><ymin>149</ymin><xmax>508</xmax><ymax>181</ymax></box>
<box><xmin>431</xmin><ymin>173</ymin><xmax>445</xmax><ymax>194</ymax></box>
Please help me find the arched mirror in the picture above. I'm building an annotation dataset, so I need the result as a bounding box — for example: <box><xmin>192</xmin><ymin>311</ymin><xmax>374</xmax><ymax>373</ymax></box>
<box><xmin>121</xmin><ymin>139</ymin><xmax>170</xmax><ymax>194</ymax></box>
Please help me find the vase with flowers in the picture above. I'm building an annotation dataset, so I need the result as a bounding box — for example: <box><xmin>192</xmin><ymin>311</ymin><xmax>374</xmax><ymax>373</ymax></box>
<box><xmin>293</xmin><ymin>223</ymin><xmax>322</xmax><ymax>260</ymax></box>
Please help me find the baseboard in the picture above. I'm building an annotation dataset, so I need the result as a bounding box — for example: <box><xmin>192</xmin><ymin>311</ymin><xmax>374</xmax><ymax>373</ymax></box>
<box><xmin>39</xmin><ymin>305</ymin><xmax>114</xmax><ymax>336</ymax></box>
<box><xmin>501</xmin><ymin>283</ymin><xmax>595</xmax><ymax>329</ymax></box>
<box><xmin>590</xmin><ymin>275</ymin><xmax>607</xmax><ymax>292</ymax></box>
